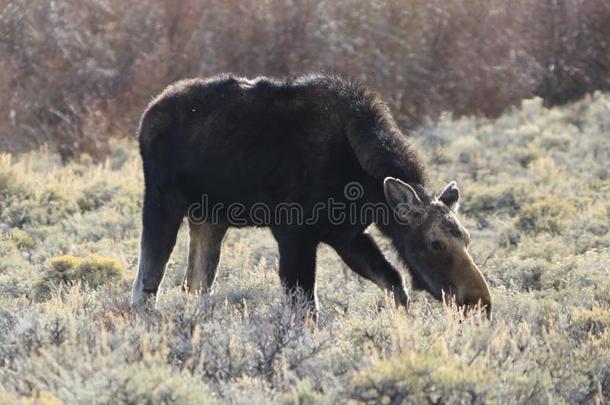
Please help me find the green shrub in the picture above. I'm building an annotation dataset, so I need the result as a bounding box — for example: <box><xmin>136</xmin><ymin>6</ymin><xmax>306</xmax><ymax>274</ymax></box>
<box><xmin>114</xmin><ymin>363</ymin><xmax>213</xmax><ymax>404</ymax></box>
<box><xmin>10</xmin><ymin>228</ymin><xmax>36</xmax><ymax>250</ymax></box>
<box><xmin>35</xmin><ymin>254</ymin><xmax>125</xmax><ymax>300</ymax></box>
<box><xmin>0</xmin><ymin>154</ymin><xmax>31</xmax><ymax>199</ymax></box>
<box><xmin>350</xmin><ymin>351</ymin><xmax>492</xmax><ymax>403</ymax></box>
<box><xmin>76</xmin><ymin>181</ymin><xmax>118</xmax><ymax>212</ymax></box>
<box><xmin>571</xmin><ymin>307</ymin><xmax>610</xmax><ymax>337</ymax></box>
<box><xmin>518</xmin><ymin>197</ymin><xmax>576</xmax><ymax>234</ymax></box>
<box><xmin>494</xmin><ymin>258</ymin><xmax>552</xmax><ymax>291</ymax></box>
<box><xmin>517</xmin><ymin>149</ymin><xmax>541</xmax><ymax>168</ymax></box>
<box><xmin>463</xmin><ymin>184</ymin><xmax>520</xmax><ymax>214</ymax></box>
<box><xmin>1</xmin><ymin>185</ymin><xmax>79</xmax><ymax>228</ymax></box>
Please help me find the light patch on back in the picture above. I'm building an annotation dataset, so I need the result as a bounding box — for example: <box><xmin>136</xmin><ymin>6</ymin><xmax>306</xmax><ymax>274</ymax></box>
<box><xmin>238</xmin><ymin>78</ymin><xmax>257</xmax><ymax>89</ymax></box>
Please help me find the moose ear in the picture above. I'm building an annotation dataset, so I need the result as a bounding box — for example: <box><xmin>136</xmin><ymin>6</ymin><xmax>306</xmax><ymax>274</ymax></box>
<box><xmin>438</xmin><ymin>181</ymin><xmax>460</xmax><ymax>212</ymax></box>
<box><xmin>383</xmin><ymin>177</ymin><xmax>422</xmax><ymax>210</ymax></box>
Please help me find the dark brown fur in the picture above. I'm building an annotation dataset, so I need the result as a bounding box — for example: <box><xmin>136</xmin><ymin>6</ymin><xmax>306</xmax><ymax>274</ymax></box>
<box><xmin>131</xmin><ymin>74</ymin><xmax>491</xmax><ymax>317</ymax></box>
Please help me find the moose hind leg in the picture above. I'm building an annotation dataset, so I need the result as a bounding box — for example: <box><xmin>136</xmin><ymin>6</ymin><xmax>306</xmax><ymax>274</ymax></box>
<box><xmin>183</xmin><ymin>221</ymin><xmax>227</xmax><ymax>294</ymax></box>
<box><xmin>131</xmin><ymin>190</ymin><xmax>184</xmax><ymax>305</ymax></box>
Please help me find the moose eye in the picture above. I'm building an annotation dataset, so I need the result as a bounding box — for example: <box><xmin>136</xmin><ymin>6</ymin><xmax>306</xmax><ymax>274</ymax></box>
<box><xmin>430</xmin><ymin>240</ymin><xmax>442</xmax><ymax>251</ymax></box>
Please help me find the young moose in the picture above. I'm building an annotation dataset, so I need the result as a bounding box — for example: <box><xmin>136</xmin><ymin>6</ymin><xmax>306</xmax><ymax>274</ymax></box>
<box><xmin>131</xmin><ymin>74</ymin><xmax>491</xmax><ymax>318</ymax></box>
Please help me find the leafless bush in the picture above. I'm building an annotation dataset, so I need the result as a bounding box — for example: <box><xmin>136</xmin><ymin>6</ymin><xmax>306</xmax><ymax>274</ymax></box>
<box><xmin>1</xmin><ymin>0</ymin><xmax>608</xmax><ymax>158</ymax></box>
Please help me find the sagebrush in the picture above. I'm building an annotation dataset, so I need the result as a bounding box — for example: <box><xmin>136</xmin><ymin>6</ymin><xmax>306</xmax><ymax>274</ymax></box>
<box><xmin>0</xmin><ymin>94</ymin><xmax>608</xmax><ymax>403</ymax></box>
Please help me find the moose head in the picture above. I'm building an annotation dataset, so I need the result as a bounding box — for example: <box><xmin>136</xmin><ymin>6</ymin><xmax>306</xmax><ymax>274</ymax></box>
<box><xmin>384</xmin><ymin>177</ymin><xmax>491</xmax><ymax>318</ymax></box>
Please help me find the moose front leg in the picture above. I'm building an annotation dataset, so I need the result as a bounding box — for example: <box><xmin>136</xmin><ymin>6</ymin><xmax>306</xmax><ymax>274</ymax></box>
<box><xmin>331</xmin><ymin>231</ymin><xmax>409</xmax><ymax>309</ymax></box>
<box><xmin>272</xmin><ymin>228</ymin><xmax>319</xmax><ymax>317</ymax></box>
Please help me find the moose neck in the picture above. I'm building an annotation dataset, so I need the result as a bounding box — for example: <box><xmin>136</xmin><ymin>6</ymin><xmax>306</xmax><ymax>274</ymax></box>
<box><xmin>343</xmin><ymin>91</ymin><xmax>428</xmax><ymax>188</ymax></box>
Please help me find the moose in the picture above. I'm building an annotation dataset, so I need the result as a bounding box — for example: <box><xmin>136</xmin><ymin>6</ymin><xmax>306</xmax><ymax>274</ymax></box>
<box><xmin>131</xmin><ymin>74</ymin><xmax>491</xmax><ymax>318</ymax></box>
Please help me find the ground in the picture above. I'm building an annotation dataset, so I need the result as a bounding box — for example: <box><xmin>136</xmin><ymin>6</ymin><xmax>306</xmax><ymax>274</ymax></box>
<box><xmin>0</xmin><ymin>95</ymin><xmax>609</xmax><ymax>404</ymax></box>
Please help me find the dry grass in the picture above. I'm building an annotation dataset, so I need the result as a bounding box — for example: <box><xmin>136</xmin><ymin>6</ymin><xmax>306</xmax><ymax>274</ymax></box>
<box><xmin>0</xmin><ymin>94</ymin><xmax>608</xmax><ymax>403</ymax></box>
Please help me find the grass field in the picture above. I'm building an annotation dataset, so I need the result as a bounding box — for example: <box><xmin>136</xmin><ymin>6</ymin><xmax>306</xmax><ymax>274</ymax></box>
<box><xmin>0</xmin><ymin>94</ymin><xmax>609</xmax><ymax>404</ymax></box>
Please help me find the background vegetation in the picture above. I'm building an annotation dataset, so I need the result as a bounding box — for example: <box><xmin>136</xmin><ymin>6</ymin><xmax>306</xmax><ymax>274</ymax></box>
<box><xmin>1</xmin><ymin>0</ymin><xmax>609</xmax><ymax>158</ymax></box>
<box><xmin>0</xmin><ymin>94</ymin><xmax>609</xmax><ymax>403</ymax></box>
<box><xmin>1</xmin><ymin>0</ymin><xmax>610</xmax><ymax>403</ymax></box>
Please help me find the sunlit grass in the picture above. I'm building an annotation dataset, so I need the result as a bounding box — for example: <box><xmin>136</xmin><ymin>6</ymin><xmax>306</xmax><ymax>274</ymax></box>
<box><xmin>1</xmin><ymin>96</ymin><xmax>609</xmax><ymax>403</ymax></box>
